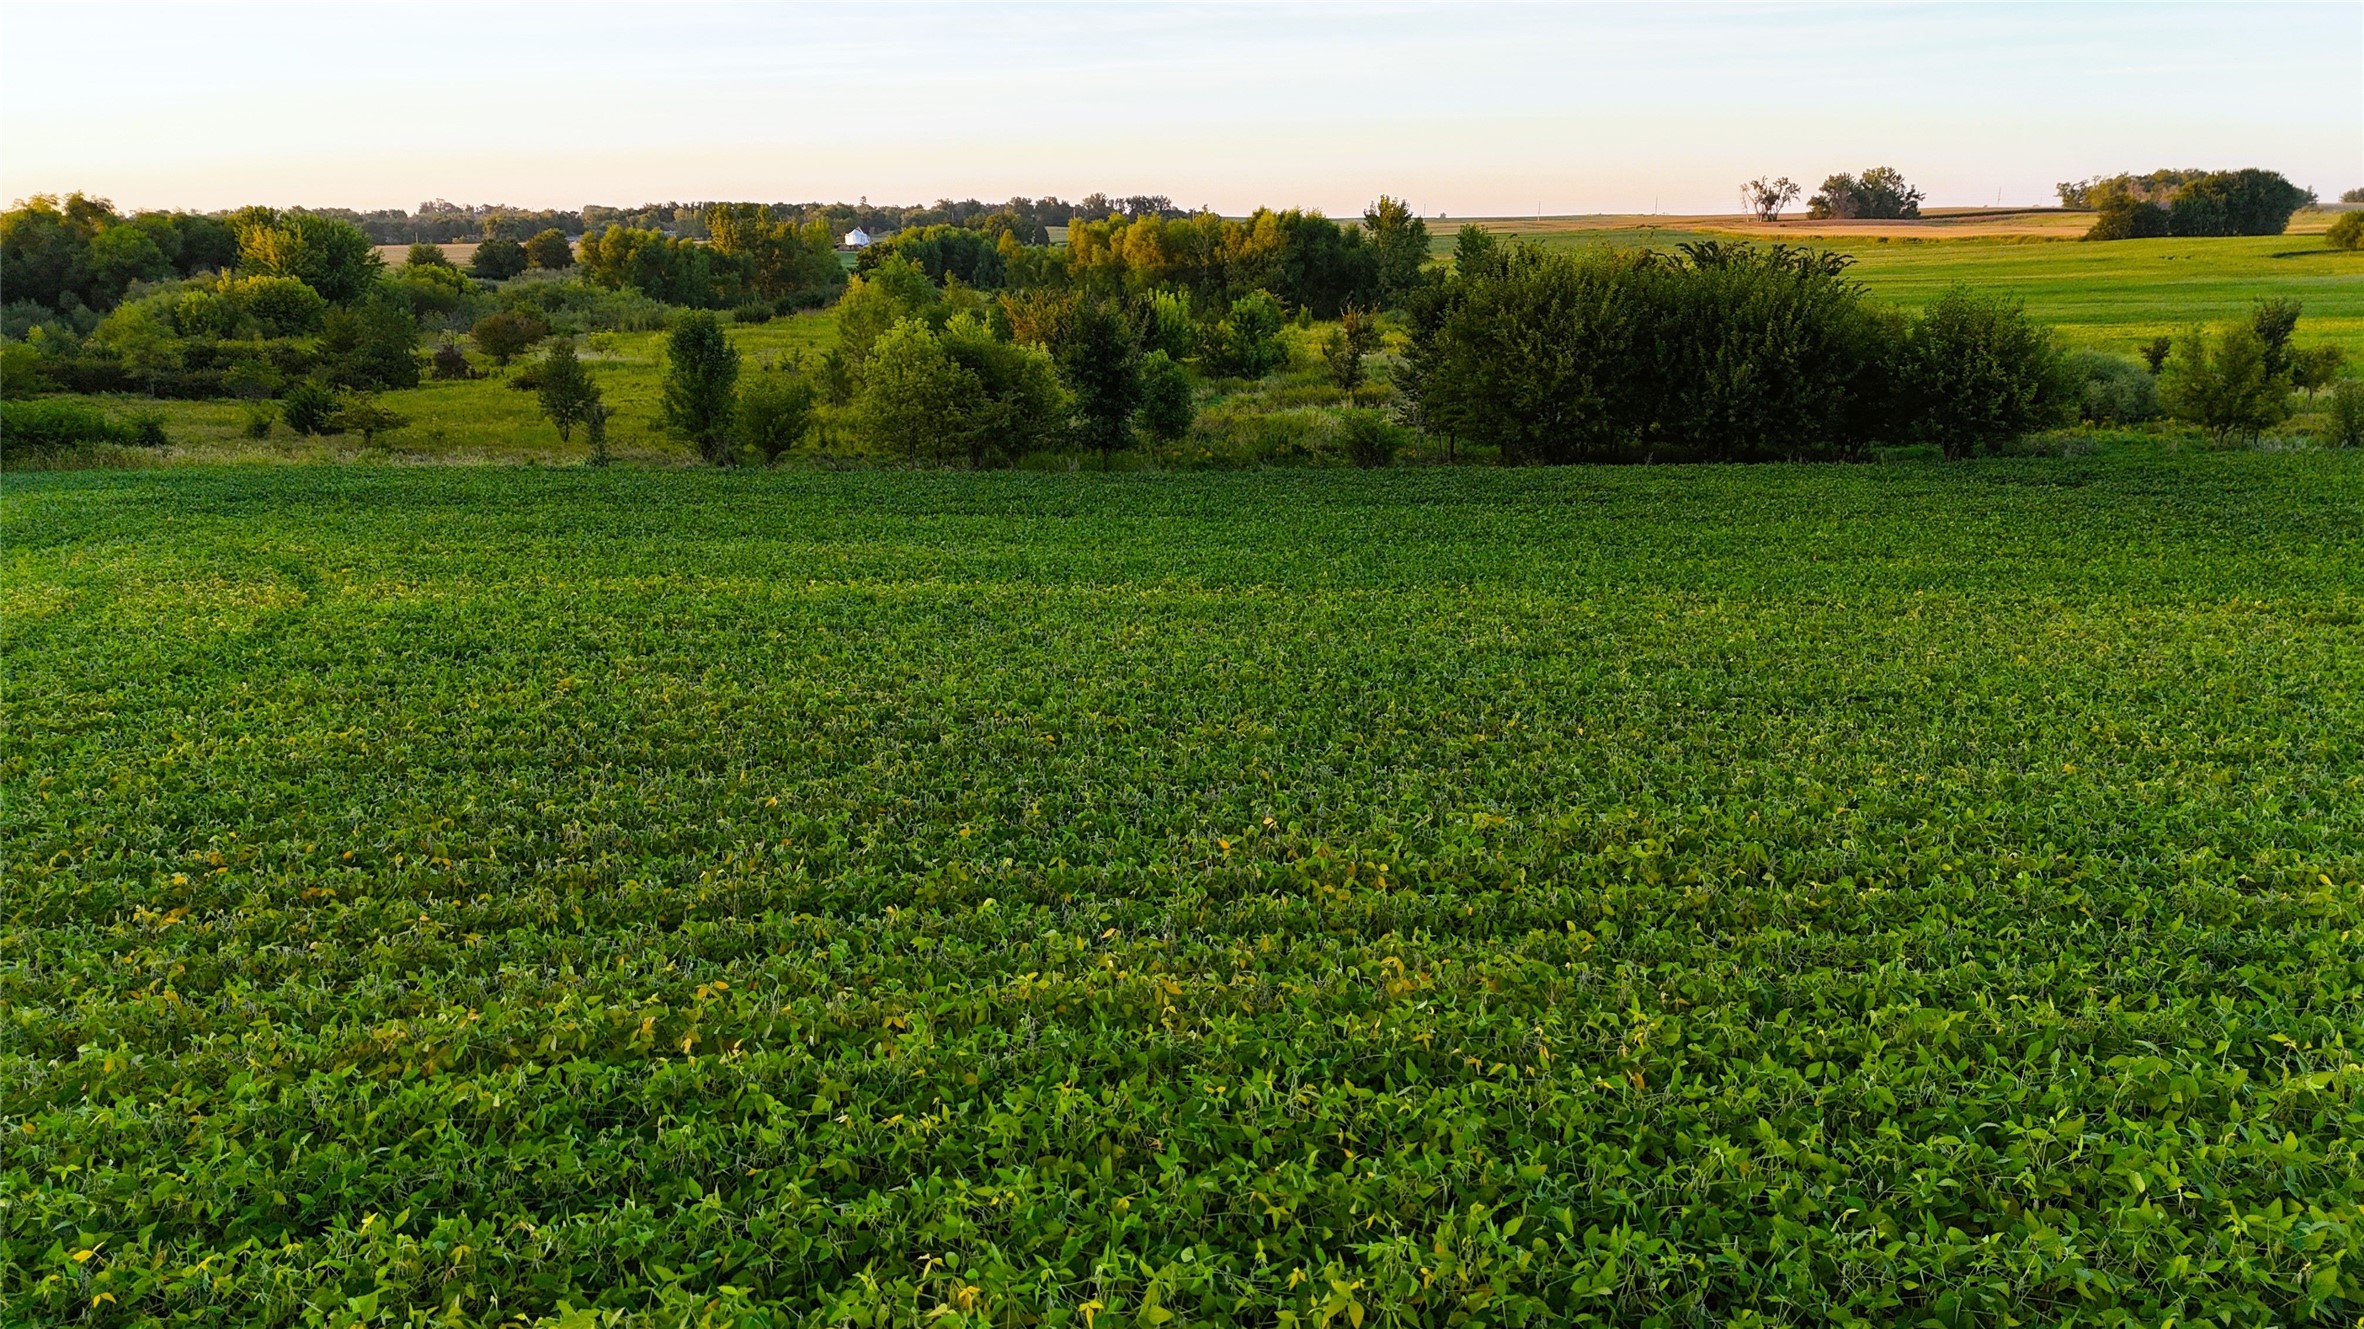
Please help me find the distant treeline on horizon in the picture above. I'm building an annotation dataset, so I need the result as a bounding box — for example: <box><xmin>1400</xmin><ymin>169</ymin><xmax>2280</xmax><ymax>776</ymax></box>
<box><xmin>238</xmin><ymin>195</ymin><xmax>1205</xmax><ymax>246</ymax></box>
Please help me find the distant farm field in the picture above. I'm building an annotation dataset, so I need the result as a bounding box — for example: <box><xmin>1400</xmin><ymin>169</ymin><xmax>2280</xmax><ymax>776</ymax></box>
<box><xmin>1454</xmin><ymin>217</ymin><xmax>2364</xmax><ymax>359</ymax></box>
<box><xmin>7</xmin><ymin>454</ymin><xmax>2363</xmax><ymax>1325</ymax></box>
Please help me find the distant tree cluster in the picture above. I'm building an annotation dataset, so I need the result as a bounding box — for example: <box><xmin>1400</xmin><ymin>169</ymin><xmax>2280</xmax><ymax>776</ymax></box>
<box><xmin>2</xmin><ymin>194</ymin><xmax>238</xmax><ymax>324</ymax></box>
<box><xmin>1806</xmin><ymin>168</ymin><xmax>1923</xmax><ymax>221</ymax></box>
<box><xmin>2064</xmin><ymin>169</ymin><xmax>2315</xmax><ymax>240</ymax></box>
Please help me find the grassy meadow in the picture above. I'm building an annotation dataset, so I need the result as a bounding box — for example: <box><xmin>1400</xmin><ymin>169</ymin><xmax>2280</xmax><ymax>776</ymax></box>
<box><xmin>7</xmin><ymin>452</ymin><xmax>2364</xmax><ymax>1325</ymax></box>
<box><xmin>1456</xmin><ymin>217</ymin><xmax>2364</xmax><ymax>359</ymax></box>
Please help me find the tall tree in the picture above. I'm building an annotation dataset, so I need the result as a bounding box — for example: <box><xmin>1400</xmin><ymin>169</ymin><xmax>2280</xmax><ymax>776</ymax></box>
<box><xmin>1363</xmin><ymin>195</ymin><xmax>1430</xmax><ymax>304</ymax></box>
<box><xmin>660</xmin><ymin>312</ymin><xmax>742</xmax><ymax>464</ymax></box>
<box><xmin>1057</xmin><ymin>298</ymin><xmax>1142</xmax><ymax>467</ymax></box>
<box><xmin>535</xmin><ymin>340</ymin><xmax>600</xmax><ymax>444</ymax></box>
<box><xmin>1741</xmin><ymin>176</ymin><xmax>1801</xmax><ymax>222</ymax></box>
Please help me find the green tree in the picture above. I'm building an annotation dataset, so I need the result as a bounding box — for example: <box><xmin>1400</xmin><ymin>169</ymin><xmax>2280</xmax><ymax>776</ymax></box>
<box><xmin>1808</xmin><ymin>168</ymin><xmax>1922</xmax><ymax>221</ymax></box>
<box><xmin>1900</xmin><ymin>286</ymin><xmax>2072</xmax><ymax>460</ymax></box>
<box><xmin>523</xmin><ymin>229</ymin><xmax>575</xmax><ymax>270</ymax></box>
<box><xmin>1057</xmin><ymin>298</ymin><xmax>1142</xmax><ymax>467</ymax></box>
<box><xmin>406</xmin><ymin>243</ymin><xmax>454</xmax><ymax>268</ymax></box>
<box><xmin>2159</xmin><ymin>325</ymin><xmax>2289</xmax><ymax>445</ymax></box>
<box><xmin>2328</xmin><ymin>212</ymin><xmax>2364</xmax><ymax>251</ymax></box>
<box><xmin>2248</xmin><ymin>297</ymin><xmax>2301</xmax><ymax>380</ymax></box>
<box><xmin>1205</xmin><ymin>291</ymin><xmax>1286</xmax><ymax>378</ymax></box>
<box><xmin>660</xmin><ymin>311</ymin><xmax>742</xmax><ymax>464</ymax></box>
<box><xmin>471</xmin><ymin>310</ymin><xmax>549</xmax><ymax>366</ymax></box>
<box><xmin>938</xmin><ymin>313</ymin><xmax>1067</xmax><ymax>465</ymax></box>
<box><xmin>737</xmin><ymin>370</ymin><xmax>816</xmax><ymax>465</ymax></box>
<box><xmin>1322</xmin><ymin>306</ymin><xmax>1379</xmax><ymax>391</ymax></box>
<box><xmin>1135</xmin><ymin>349</ymin><xmax>1194</xmax><ymax>443</ymax></box>
<box><xmin>234</xmin><ymin>210</ymin><xmax>384</xmax><ymax>303</ymax></box>
<box><xmin>322</xmin><ymin>296</ymin><xmax>422</xmax><ymax>390</ymax></box>
<box><xmin>856</xmin><ymin>319</ymin><xmax>978</xmax><ymax>465</ymax></box>
<box><xmin>329</xmin><ymin>394</ymin><xmax>409</xmax><ymax>446</ymax></box>
<box><xmin>470</xmin><ymin>235</ymin><xmax>529</xmax><ymax>281</ymax></box>
<box><xmin>279</xmin><ymin>380</ymin><xmax>338</xmax><ymax>436</ymax></box>
<box><xmin>535</xmin><ymin>340</ymin><xmax>599</xmax><ymax>444</ymax></box>
<box><xmin>1363</xmin><ymin>196</ymin><xmax>1431</xmax><ymax>304</ymax></box>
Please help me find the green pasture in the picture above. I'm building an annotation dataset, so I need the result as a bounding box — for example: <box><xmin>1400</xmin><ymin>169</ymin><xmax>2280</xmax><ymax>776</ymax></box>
<box><xmin>7</xmin><ymin>453</ymin><xmax>2362</xmax><ymax>1325</ymax></box>
<box><xmin>1475</xmin><ymin>225</ymin><xmax>2364</xmax><ymax>359</ymax></box>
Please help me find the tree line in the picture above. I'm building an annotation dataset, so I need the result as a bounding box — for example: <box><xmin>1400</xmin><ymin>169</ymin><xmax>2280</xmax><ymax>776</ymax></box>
<box><xmin>2058</xmin><ymin>169</ymin><xmax>2315</xmax><ymax>240</ymax></box>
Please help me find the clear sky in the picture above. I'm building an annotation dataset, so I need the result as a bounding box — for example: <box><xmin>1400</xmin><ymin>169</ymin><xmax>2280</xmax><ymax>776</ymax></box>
<box><xmin>4</xmin><ymin>2</ymin><xmax>2358</xmax><ymax>217</ymax></box>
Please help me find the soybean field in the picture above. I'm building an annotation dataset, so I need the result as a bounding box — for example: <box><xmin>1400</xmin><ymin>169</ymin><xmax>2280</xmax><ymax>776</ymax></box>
<box><xmin>6</xmin><ymin>453</ymin><xmax>2364</xmax><ymax>1326</ymax></box>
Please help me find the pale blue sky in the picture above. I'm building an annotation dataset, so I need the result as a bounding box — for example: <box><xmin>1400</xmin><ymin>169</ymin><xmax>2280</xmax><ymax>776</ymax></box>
<box><xmin>4</xmin><ymin>2</ymin><xmax>2357</xmax><ymax>215</ymax></box>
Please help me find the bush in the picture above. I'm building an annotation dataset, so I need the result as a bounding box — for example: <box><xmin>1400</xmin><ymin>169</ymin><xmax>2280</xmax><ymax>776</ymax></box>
<box><xmin>405</xmin><ymin>243</ymin><xmax>454</xmax><ymax>268</ymax></box>
<box><xmin>2</xmin><ymin>399</ymin><xmax>123</xmax><ymax>456</ymax></box>
<box><xmin>1405</xmin><ymin>241</ymin><xmax>1899</xmax><ymax>464</ymax></box>
<box><xmin>471</xmin><ymin>310</ymin><xmax>549</xmax><ymax>366</ymax></box>
<box><xmin>242</xmin><ymin>402</ymin><xmax>276</xmax><ymax>439</ymax></box>
<box><xmin>2</xmin><ymin>340</ymin><xmax>54</xmax><ymax>397</ymax></box>
<box><xmin>737</xmin><ymin>371</ymin><xmax>816</xmax><ymax>464</ymax></box>
<box><xmin>2323</xmin><ymin>378</ymin><xmax>2364</xmax><ymax>448</ymax></box>
<box><xmin>430</xmin><ymin>341</ymin><xmax>475</xmax><ymax>380</ymax></box>
<box><xmin>1337</xmin><ymin>409</ymin><xmax>1404</xmax><ymax>468</ymax></box>
<box><xmin>2160</xmin><ymin>325</ymin><xmax>2289</xmax><ymax>446</ymax></box>
<box><xmin>2084</xmin><ymin>197</ymin><xmax>2170</xmax><ymax>242</ymax></box>
<box><xmin>1135</xmin><ymin>349</ymin><xmax>1194</xmax><ymax>443</ymax></box>
<box><xmin>1203</xmin><ymin>291</ymin><xmax>1287</xmax><ymax>379</ymax></box>
<box><xmin>471</xmin><ymin>235</ymin><xmax>529</xmax><ymax>281</ymax></box>
<box><xmin>523</xmin><ymin>229</ymin><xmax>574</xmax><ymax>271</ymax></box>
<box><xmin>2327</xmin><ymin>211</ymin><xmax>2364</xmax><ymax>251</ymax></box>
<box><xmin>328</xmin><ymin>395</ymin><xmax>409</xmax><ymax>445</ymax></box>
<box><xmin>731</xmin><ymin>302</ymin><xmax>774</xmax><ymax>325</ymax></box>
<box><xmin>2068</xmin><ymin>349</ymin><xmax>2159</xmax><ymax>425</ymax></box>
<box><xmin>1899</xmin><ymin>286</ymin><xmax>2073</xmax><ymax>459</ymax></box>
<box><xmin>280</xmin><ymin>380</ymin><xmax>338</xmax><ymax>436</ymax></box>
<box><xmin>226</xmin><ymin>275</ymin><xmax>329</xmax><ymax>337</ymax></box>
<box><xmin>660</xmin><ymin>311</ymin><xmax>742</xmax><ymax>464</ymax></box>
<box><xmin>122</xmin><ymin>411</ymin><xmax>167</xmax><ymax>448</ymax></box>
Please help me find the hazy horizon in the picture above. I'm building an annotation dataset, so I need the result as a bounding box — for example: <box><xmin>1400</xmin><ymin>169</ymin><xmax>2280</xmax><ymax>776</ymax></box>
<box><xmin>4</xmin><ymin>1</ymin><xmax>2358</xmax><ymax>217</ymax></box>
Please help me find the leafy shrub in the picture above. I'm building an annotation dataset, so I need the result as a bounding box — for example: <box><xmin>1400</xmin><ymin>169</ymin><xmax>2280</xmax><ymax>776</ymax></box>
<box><xmin>1337</xmin><ymin>408</ymin><xmax>1405</xmax><ymax>468</ymax></box>
<box><xmin>405</xmin><ymin>242</ymin><xmax>454</xmax><ymax>268</ymax></box>
<box><xmin>225</xmin><ymin>274</ymin><xmax>329</xmax><ymax>337</ymax></box>
<box><xmin>1406</xmin><ymin>241</ymin><xmax>1901</xmax><ymax>464</ymax></box>
<box><xmin>2083</xmin><ymin>196</ymin><xmax>2171</xmax><ymax>241</ymax></box>
<box><xmin>1135</xmin><ymin>349</ymin><xmax>1194</xmax><ymax>443</ymax></box>
<box><xmin>1203</xmin><ymin>291</ymin><xmax>1287</xmax><ymax>378</ymax></box>
<box><xmin>470</xmin><ymin>235</ymin><xmax>529</xmax><ymax>281</ymax></box>
<box><xmin>471</xmin><ymin>309</ymin><xmax>549</xmax><ymax>366</ymax></box>
<box><xmin>2140</xmin><ymin>334</ymin><xmax>2173</xmax><ymax>374</ymax></box>
<box><xmin>523</xmin><ymin>229</ymin><xmax>574</xmax><ymax>271</ymax></box>
<box><xmin>731</xmin><ymin>302</ymin><xmax>774</xmax><ymax>325</ymax></box>
<box><xmin>2</xmin><ymin>398</ymin><xmax>123</xmax><ymax>455</ymax></box>
<box><xmin>241</xmin><ymin>402</ymin><xmax>276</xmax><ymax>439</ymax></box>
<box><xmin>2324</xmin><ymin>378</ymin><xmax>2364</xmax><ymax>448</ymax></box>
<box><xmin>2068</xmin><ymin>349</ymin><xmax>2159</xmax><ymax>424</ymax></box>
<box><xmin>2160</xmin><ymin>325</ymin><xmax>2289</xmax><ymax>445</ymax></box>
<box><xmin>328</xmin><ymin>395</ymin><xmax>408</xmax><ymax>445</ymax></box>
<box><xmin>660</xmin><ymin>310</ymin><xmax>742</xmax><ymax>464</ymax></box>
<box><xmin>430</xmin><ymin>341</ymin><xmax>475</xmax><ymax>380</ymax></box>
<box><xmin>1</xmin><ymin>340</ymin><xmax>54</xmax><ymax>397</ymax></box>
<box><xmin>737</xmin><ymin>370</ymin><xmax>816</xmax><ymax>464</ymax></box>
<box><xmin>279</xmin><ymin>380</ymin><xmax>338</xmax><ymax>436</ymax></box>
<box><xmin>2326</xmin><ymin>211</ymin><xmax>2364</xmax><ymax>251</ymax></box>
<box><xmin>321</xmin><ymin>296</ymin><xmax>422</xmax><ymax>390</ymax></box>
<box><xmin>1898</xmin><ymin>285</ymin><xmax>2073</xmax><ymax>459</ymax></box>
<box><xmin>122</xmin><ymin>411</ymin><xmax>167</xmax><ymax>448</ymax></box>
